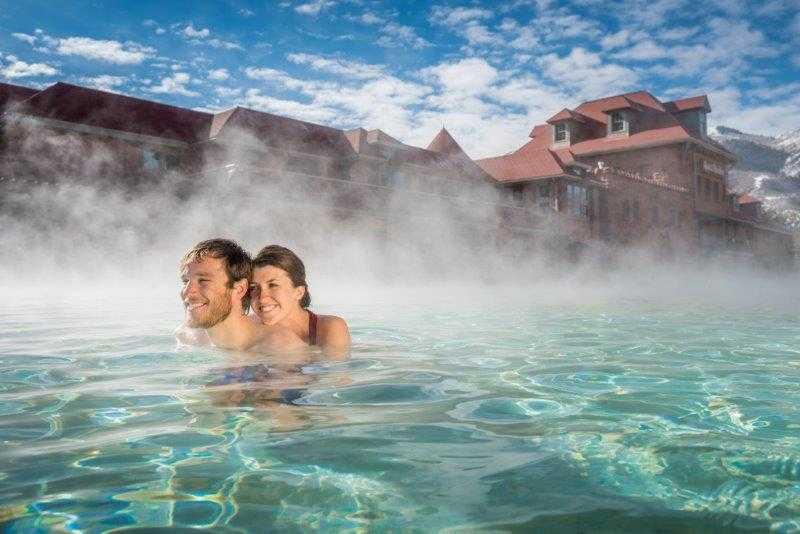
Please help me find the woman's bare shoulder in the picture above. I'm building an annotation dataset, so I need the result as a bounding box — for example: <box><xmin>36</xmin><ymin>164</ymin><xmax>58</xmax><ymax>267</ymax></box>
<box><xmin>254</xmin><ymin>325</ymin><xmax>306</xmax><ymax>352</ymax></box>
<box><xmin>317</xmin><ymin>315</ymin><xmax>351</xmax><ymax>359</ymax></box>
<box><xmin>318</xmin><ymin>314</ymin><xmax>349</xmax><ymax>333</ymax></box>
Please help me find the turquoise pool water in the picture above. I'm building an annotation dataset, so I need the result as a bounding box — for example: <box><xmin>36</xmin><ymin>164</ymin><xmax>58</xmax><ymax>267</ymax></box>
<box><xmin>1</xmin><ymin>292</ymin><xmax>799</xmax><ymax>532</ymax></box>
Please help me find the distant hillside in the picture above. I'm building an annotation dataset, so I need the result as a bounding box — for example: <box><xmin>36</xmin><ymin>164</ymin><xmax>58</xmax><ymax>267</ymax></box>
<box><xmin>711</xmin><ymin>126</ymin><xmax>800</xmax><ymax>231</ymax></box>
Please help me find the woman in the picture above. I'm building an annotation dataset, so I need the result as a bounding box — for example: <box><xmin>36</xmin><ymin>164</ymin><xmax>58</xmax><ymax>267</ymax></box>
<box><xmin>249</xmin><ymin>245</ymin><xmax>350</xmax><ymax>358</ymax></box>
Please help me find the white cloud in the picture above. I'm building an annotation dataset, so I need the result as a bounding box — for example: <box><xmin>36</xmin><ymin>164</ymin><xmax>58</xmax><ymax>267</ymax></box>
<box><xmin>80</xmin><ymin>75</ymin><xmax>127</xmax><ymax>91</ymax></box>
<box><xmin>658</xmin><ymin>26</ymin><xmax>699</xmax><ymax>41</ymax></box>
<box><xmin>612</xmin><ymin>40</ymin><xmax>669</xmax><ymax>61</ymax></box>
<box><xmin>706</xmin><ymin>85</ymin><xmax>800</xmax><ymax>135</ymax></box>
<box><xmin>207</xmin><ymin>38</ymin><xmax>242</xmax><ymax>50</ymax></box>
<box><xmin>600</xmin><ymin>29</ymin><xmax>633</xmax><ymax>51</ymax></box>
<box><xmin>0</xmin><ymin>55</ymin><xmax>58</xmax><ymax>78</ymax></box>
<box><xmin>56</xmin><ymin>37</ymin><xmax>155</xmax><ymax>64</ymax></box>
<box><xmin>287</xmin><ymin>53</ymin><xmax>384</xmax><ymax>79</ymax></box>
<box><xmin>239</xmin><ymin>8</ymin><xmax>255</xmax><ymax>17</ymax></box>
<box><xmin>12</xmin><ymin>33</ymin><xmax>37</xmax><ymax>45</ymax></box>
<box><xmin>430</xmin><ymin>6</ymin><xmax>493</xmax><ymax>26</ymax></box>
<box><xmin>295</xmin><ymin>0</ymin><xmax>336</xmax><ymax>15</ymax></box>
<box><xmin>148</xmin><ymin>72</ymin><xmax>199</xmax><ymax>97</ymax></box>
<box><xmin>462</xmin><ymin>23</ymin><xmax>503</xmax><ymax>46</ymax></box>
<box><xmin>215</xmin><ymin>86</ymin><xmax>241</xmax><ymax>97</ymax></box>
<box><xmin>422</xmin><ymin>58</ymin><xmax>498</xmax><ymax>96</ymax></box>
<box><xmin>208</xmin><ymin>68</ymin><xmax>229</xmax><ymax>81</ymax></box>
<box><xmin>509</xmin><ymin>27</ymin><xmax>539</xmax><ymax>50</ymax></box>
<box><xmin>182</xmin><ymin>24</ymin><xmax>210</xmax><ymax>38</ymax></box>
<box><xmin>242</xmin><ymin>89</ymin><xmax>339</xmax><ymax>123</ymax></box>
<box><xmin>357</xmin><ymin>12</ymin><xmax>384</xmax><ymax>25</ymax></box>
<box><xmin>244</xmin><ymin>67</ymin><xmax>313</xmax><ymax>91</ymax></box>
<box><xmin>377</xmin><ymin>22</ymin><xmax>432</xmax><ymax>49</ymax></box>
<box><xmin>143</xmin><ymin>19</ymin><xmax>166</xmax><ymax>34</ymax></box>
<box><xmin>538</xmin><ymin>47</ymin><xmax>639</xmax><ymax>98</ymax></box>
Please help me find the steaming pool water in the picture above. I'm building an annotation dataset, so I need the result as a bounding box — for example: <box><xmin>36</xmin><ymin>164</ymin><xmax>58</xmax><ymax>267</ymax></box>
<box><xmin>2</xmin><ymin>291</ymin><xmax>800</xmax><ymax>532</ymax></box>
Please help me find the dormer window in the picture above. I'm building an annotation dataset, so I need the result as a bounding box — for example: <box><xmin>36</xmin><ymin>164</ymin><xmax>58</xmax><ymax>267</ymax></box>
<box><xmin>554</xmin><ymin>122</ymin><xmax>568</xmax><ymax>143</ymax></box>
<box><xmin>609</xmin><ymin>111</ymin><xmax>626</xmax><ymax>134</ymax></box>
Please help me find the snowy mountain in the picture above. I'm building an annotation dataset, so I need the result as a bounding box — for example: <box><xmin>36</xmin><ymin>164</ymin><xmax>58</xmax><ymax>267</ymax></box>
<box><xmin>711</xmin><ymin>126</ymin><xmax>800</xmax><ymax>231</ymax></box>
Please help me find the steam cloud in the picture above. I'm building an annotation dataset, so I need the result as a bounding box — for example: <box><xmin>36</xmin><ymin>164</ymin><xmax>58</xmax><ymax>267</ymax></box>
<box><xmin>1</xmin><ymin>115</ymin><xmax>798</xmax><ymax>313</ymax></box>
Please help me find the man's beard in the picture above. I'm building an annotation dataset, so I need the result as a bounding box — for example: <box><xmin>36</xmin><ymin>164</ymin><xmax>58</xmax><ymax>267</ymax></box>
<box><xmin>187</xmin><ymin>291</ymin><xmax>233</xmax><ymax>329</ymax></box>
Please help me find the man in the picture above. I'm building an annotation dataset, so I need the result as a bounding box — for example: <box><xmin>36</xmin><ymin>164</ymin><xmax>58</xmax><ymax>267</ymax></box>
<box><xmin>176</xmin><ymin>238</ymin><xmax>304</xmax><ymax>352</ymax></box>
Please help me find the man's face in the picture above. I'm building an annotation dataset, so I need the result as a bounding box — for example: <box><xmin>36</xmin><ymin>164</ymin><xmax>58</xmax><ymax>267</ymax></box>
<box><xmin>180</xmin><ymin>255</ymin><xmax>234</xmax><ymax>329</ymax></box>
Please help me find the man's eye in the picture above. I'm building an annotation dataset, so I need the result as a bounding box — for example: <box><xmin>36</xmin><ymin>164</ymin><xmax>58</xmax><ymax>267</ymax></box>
<box><xmin>269</xmin><ymin>283</ymin><xmax>279</xmax><ymax>288</ymax></box>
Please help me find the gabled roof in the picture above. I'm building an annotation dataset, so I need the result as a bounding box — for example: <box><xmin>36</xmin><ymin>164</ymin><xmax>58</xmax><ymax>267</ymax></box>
<box><xmin>573</xmin><ymin>91</ymin><xmax>663</xmax><ymax>124</ymax></box>
<box><xmin>481</xmin><ymin>89</ymin><xmax>733</xmax><ymax>182</ymax></box>
<box><xmin>11</xmin><ymin>82</ymin><xmax>212</xmax><ymax>143</ymax></box>
<box><xmin>665</xmin><ymin>95</ymin><xmax>711</xmax><ymax>113</ymax></box>
<box><xmin>426</xmin><ymin>127</ymin><xmax>467</xmax><ymax>156</ymax></box>
<box><xmin>366</xmin><ymin>128</ymin><xmax>404</xmax><ymax>146</ymax></box>
<box><xmin>736</xmin><ymin>194</ymin><xmax>761</xmax><ymax>205</ymax></box>
<box><xmin>393</xmin><ymin>136</ymin><xmax>495</xmax><ymax>184</ymax></box>
<box><xmin>0</xmin><ymin>82</ymin><xmax>38</xmax><ymax>112</ymax></box>
<box><xmin>209</xmin><ymin>106</ymin><xmax>356</xmax><ymax>159</ymax></box>
<box><xmin>476</xmin><ymin>141</ymin><xmax>566</xmax><ymax>183</ymax></box>
<box><xmin>546</xmin><ymin>108</ymin><xmax>586</xmax><ymax>124</ymax></box>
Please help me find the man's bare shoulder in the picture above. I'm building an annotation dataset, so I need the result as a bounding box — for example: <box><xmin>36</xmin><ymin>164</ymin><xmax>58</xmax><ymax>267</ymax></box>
<box><xmin>174</xmin><ymin>324</ymin><xmax>210</xmax><ymax>346</ymax></box>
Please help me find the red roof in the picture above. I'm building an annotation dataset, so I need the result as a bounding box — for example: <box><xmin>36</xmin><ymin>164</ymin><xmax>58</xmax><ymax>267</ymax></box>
<box><xmin>210</xmin><ymin>106</ymin><xmax>356</xmax><ymax>159</ymax></box>
<box><xmin>546</xmin><ymin>108</ymin><xmax>586</xmax><ymax>124</ymax></box>
<box><xmin>476</xmin><ymin>141</ymin><xmax>565</xmax><ymax>182</ymax></box>
<box><xmin>665</xmin><ymin>95</ymin><xmax>711</xmax><ymax>113</ymax></box>
<box><xmin>481</xmin><ymin>90</ymin><xmax>733</xmax><ymax>182</ymax></box>
<box><xmin>0</xmin><ymin>82</ymin><xmax>38</xmax><ymax>112</ymax></box>
<box><xmin>13</xmin><ymin>82</ymin><xmax>212</xmax><ymax>143</ymax></box>
<box><xmin>426</xmin><ymin>127</ymin><xmax>466</xmax><ymax>156</ymax></box>
<box><xmin>736</xmin><ymin>194</ymin><xmax>761</xmax><ymax>204</ymax></box>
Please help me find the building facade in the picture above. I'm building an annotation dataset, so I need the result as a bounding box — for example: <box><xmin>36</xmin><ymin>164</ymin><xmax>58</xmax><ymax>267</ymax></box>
<box><xmin>0</xmin><ymin>81</ymin><xmax>794</xmax><ymax>266</ymax></box>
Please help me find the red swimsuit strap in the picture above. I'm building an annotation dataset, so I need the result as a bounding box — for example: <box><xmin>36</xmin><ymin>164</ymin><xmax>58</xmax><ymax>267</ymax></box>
<box><xmin>308</xmin><ymin>310</ymin><xmax>319</xmax><ymax>346</ymax></box>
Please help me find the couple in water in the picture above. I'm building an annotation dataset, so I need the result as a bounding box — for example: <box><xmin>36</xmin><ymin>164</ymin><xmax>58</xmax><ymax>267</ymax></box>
<box><xmin>176</xmin><ymin>238</ymin><xmax>350</xmax><ymax>358</ymax></box>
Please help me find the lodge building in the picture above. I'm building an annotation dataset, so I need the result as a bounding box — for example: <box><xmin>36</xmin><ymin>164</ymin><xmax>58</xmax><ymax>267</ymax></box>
<box><xmin>0</xmin><ymin>81</ymin><xmax>795</xmax><ymax>266</ymax></box>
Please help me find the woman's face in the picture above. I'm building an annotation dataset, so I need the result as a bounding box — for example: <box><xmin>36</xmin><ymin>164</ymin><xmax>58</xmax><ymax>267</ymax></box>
<box><xmin>250</xmin><ymin>265</ymin><xmax>305</xmax><ymax>325</ymax></box>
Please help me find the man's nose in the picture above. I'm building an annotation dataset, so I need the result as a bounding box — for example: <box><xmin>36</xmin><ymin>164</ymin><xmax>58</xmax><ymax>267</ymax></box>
<box><xmin>181</xmin><ymin>280</ymin><xmax>199</xmax><ymax>299</ymax></box>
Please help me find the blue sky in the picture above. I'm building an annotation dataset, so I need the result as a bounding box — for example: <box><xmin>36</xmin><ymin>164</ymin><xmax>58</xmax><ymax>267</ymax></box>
<box><xmin>1</xmin><ymin>0</ymin><xmax>798</xmax><ymax>158</ymax></box>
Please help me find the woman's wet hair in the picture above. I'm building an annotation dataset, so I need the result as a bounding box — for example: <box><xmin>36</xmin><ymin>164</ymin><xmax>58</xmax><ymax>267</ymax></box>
<box><xmin>252</xmin><ymin>245</ymin><xmax>311</xmax><ymax>308</ymax></box>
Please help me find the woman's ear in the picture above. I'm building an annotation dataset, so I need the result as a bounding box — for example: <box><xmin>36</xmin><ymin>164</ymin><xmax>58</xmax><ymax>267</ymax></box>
<box><xmin>293</xmin><ymin>284</ymin><xmax>306</xmax><ymax>303</ymax></box>
<box><xmin>233</xmin><ymin>278</ymin><xmax>249</xmax><ymax>300</ymax></box>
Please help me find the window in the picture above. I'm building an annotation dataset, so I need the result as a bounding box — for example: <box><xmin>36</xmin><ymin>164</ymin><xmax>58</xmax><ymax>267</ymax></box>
<box><xmin>633</xmin><ymin>199</ymin><xmax>640</xmax><ymax>221</ymax></box>
<box><xmin>610</xmin><ymin>111</ymin><xmax>626</xmax><ymax>133</ymax></box>
<box><xmin>511</xmin><ymin>184</ymin><xmax>524</xmax><ymax>206</ymax></box>
<box><xmin>142</xmin><ymin>148</ymin><xmax>160</xmax><ymax>171</ymax></box>
<box><xmin>622</xmin><ymin>199</ymin><xmax>631</xmax><ymax>222</ymax></box>
<box><xmin>713</xmin><ymin>181</ymin><xmax>720</xmax><ymax>202</ymax></box>
<box><xmin>705</xmin><ymin>178</ymin><xmax>711</xmax><ymax>200</ymax></box>
<box><xmin>566</xmin><ymin>184</ymin><xmax>588</xmax><ymax>217</ymax></box>
<box><xmin>537</xmin><ymin>184</ymin><xmax>552</xmax><ymax>209</ymax></box>
<box><xmin>554</xmin><ymin>123</ymin><xmax>568</xmax><ymax>143</ymax></box>
<box><xmin>286</xmin><ymin>155</ymin><xmax>320</xmax><ymax>175</ymax></box>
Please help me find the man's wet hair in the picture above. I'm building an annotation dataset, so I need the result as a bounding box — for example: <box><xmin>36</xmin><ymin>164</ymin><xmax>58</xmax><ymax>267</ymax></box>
<box><xmin>181</xmin><ymin>239</ymin><xmax>253</xmax><ymax>311</ymax></box>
